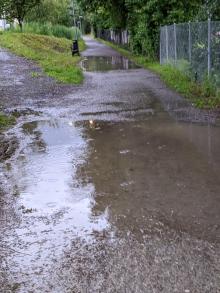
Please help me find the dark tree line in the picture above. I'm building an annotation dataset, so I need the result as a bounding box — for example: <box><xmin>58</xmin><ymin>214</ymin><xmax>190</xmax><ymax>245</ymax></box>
<box><xmin>0</xmin><ymin>0</ymin><xmax>40</xmax><ymax>30</ymax></box>
<box><xmin>0</xmin><ymin>0</ymin><xmax>78</xmax><ymax>30</ymax></box>
<box><xmin>77</xmin><ymin>0</ymin><xmax>220</xmax><ymax>58</ymax></box>
<box><xmin>0</xmin><ymin>0</ymin><xmax>219</xmax><ymax>57</ymax></box>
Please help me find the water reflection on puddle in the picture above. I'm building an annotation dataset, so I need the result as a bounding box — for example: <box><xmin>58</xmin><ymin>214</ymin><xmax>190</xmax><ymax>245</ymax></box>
<box><xmin>6</xmin><ymin>120</ymin><xmax>109</xmax><ymax>271</ymax></box>
<box><xmin>81</xmin><ymin>56</ymin><xmax>140</xmax><ymax>72</ymax></box>
<box><xmin>2</xmin><ymin>118</ymin><xmax>220</xmax><ymax>292</ymax></box>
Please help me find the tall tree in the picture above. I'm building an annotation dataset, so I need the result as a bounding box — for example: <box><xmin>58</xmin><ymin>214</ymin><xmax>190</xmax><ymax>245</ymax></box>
<box><xmin>78</xmin><ymin>0</ymin><xmax>127</xmax><ymax>28</ymax></box>
<box><xmin>0</xmin><ymin>0</ymin><xmax>41</xmax><ymax>30</ymax></box>
<box><xmin>77</xmin><ymin>0</ymin><xmax>218</xmax><ymax>58</ymax></box>
<box><xmin>125</xmin><ymin>0</ymin><xmax>204</xmax><ymax>57</ymax></box>
<box><xmin>197</xmin><ymin>0</ymin><xmax>220</xmax><ymax>20</ymax></box>
<box><xmin>26</xmin><ymin>0</ymin><xmax>72</xmax><ymax>26</ymax></box>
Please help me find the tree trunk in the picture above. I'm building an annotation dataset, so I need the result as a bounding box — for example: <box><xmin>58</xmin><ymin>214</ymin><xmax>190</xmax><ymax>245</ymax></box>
<box><xmin>18</xmin><ymin>19</ymin><xmax>23</xmax><ymax>32</ymax></box>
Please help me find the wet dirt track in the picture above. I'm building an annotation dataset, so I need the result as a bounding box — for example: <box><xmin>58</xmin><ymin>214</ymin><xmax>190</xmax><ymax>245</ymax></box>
<box><xmin>0</xmin><ymin>37</ymin><xmax>220</xmax><ymax>292</ymax></box>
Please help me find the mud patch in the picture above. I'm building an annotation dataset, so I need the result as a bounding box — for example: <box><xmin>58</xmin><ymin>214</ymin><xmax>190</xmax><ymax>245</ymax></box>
<box><xmin>0</xmin><ymin>134</ymin><xmax>18</xmax><ymax>162</ymax></box>
<box><xmin>81</xmin><ymin>107</ymin><xmax>155</xmax><ymax>116</ymax></box>
<box><xmin>9</xmin><ymin>108</ymin><xmax>42</xmax><ymax>118</ymax></box>
<box><xmin>53</xmin><ymin>232</ymin><xmax>220</xmax><ymax>293</ymax></box>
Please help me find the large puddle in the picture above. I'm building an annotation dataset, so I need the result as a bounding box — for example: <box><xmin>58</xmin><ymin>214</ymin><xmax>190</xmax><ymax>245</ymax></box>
<box><xmin>13</xmin><ymin>120</ymin><xmax>108</xmax><ymax>231</ymax></box>
<box><xmin>5</xmin><ymin>118</ymin><xmax>220</xmax><ymax>241</ymax></box>
<box><xmin>1</xmin><ymin>116</ymin><xmax>220</xmax><ymax>292</ymax></box>
<box><xmin>1</xmin><ymin>120</ymin><xmax>109</xmax><ymax>291</ymax></box>
<box><xmin>81</xmin><ymin>56</ymin><xmax>140</xmax><ymax>71</ymax></box>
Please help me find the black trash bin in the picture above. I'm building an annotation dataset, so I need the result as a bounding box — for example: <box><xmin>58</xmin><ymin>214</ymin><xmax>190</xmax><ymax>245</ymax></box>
<box><xmin>71</xmin><ymin>40</ymin><xmax>79</xmax><ymax>56</ymax></box>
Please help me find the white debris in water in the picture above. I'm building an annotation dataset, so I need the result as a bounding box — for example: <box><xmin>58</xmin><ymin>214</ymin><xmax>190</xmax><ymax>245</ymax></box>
<box><xmin>158</xmin><ymin>144</ymin><xmax>166</xmax><ymax>150</ymax></box>
<box><xmin>120</xmin><ymin>181</ymin><xmax>134</xmax><ymax>187</ymax></box>
<box><xmin>68</xmin><ymin>121</ymin><xmax>74</xmax><ymax>126</ymax></box>
<box><xmin>119</xmin><ymin>150</ymin><xmax>130</xmax><ymax>154</ymax></box>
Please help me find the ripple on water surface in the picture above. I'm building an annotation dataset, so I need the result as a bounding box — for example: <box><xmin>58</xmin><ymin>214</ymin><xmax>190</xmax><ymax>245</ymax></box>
<box><xmin>2</xmin><ymin>118</ymin><xmax>220</xmax><ymax>292</ymax></box>
<box><xmin>18</xmin><ymin>119</ymin><xmax>108</xmax><ymax>228</ymax></box>
<box><xmin>3</xmin><ymin>120</ymin><xmax>109</xmax><ymax>283</ymax></box>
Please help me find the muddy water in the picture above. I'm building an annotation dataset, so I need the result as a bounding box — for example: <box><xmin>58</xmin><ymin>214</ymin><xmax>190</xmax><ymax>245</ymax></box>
<box><xmin>1</xmin><ymin>116</ymin><xmax>220</xmax><ymax>292</ymax></box>
<box><xmin>1</xmin><ymin>119</ymin><xmax>109</xmax><ymax>292</ymax></box>
<box><xmin>81</xmin><ymin>56</ymin><xmax>140</xmax><ymax>71</ymax></box>
<box><xmin>1</xmin><ymin>38</ymin><xmax>220</xmax><ymax>292</ymax></box>
<box><xmin>81</xmin><ymin>119</ymin><xmax>220</xmax><ymax>240</ymax></box>
<box><xmin>8</xmin><ymin>119</ymin><xmax>108</xmax><ymax>230</ymax></box>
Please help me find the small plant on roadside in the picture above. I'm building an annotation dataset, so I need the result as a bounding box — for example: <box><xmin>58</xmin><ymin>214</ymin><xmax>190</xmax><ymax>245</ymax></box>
<box><xmin>31</xmin><ymin>72</ymin><xmax>41</xmax><ymax>78</ymax></box>
<box><xmin>191</xmin><ymin>76</ymin><xmax>220</xmax><ymax>109</ymax></box>
<box><xmin>201</xmin><ymin>75</ymin><xmax>217</xmax><ymax>98</ymax></box>
<box><xmin>0</xmin><ymin>112</ymin><xmax>16</xmax><ymax>130</ymax></box>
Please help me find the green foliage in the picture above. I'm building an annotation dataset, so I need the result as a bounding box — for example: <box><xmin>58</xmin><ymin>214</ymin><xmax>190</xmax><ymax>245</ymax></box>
<box><xmin>125</xmin><ymin>0</ymin><xmax>203</xmax><ymax>58</ymax></box>
<box><xmin>9</xmin><ymin>22</ymin><xmax>81</xmax><ymax>40</ymax></box>
<box><xmin>0</xmin><ymin>0</ymin><xmax>40</xmax><ymax>29</ymax></box>
<box><xmin>87</xmin><ymin>8</ymin><xmax>112</xmax><ymax>30</ymax></box>
<box><xmin>25</xmin><ymin>0</ymin><xmax>72</xmax><ymax>26</ymax></box>
<box><xmin>201</xmin><ymin>76</ymin><xmax>217</xmax><ymax>98</ymax></box>
<box><xmin>0</xmin><ymin>112</ymin><xmax>15</xmax><ymax>129</ymax></box>
<box><xmin>31</xmin><ymin>72</ymin><xmax>41</xmax><ymax>77</ymax></box>
<box><xmin>52</xmin><ymin>24</ymin><xmax>80</xmax><ymax>39</ymax></box>
<box><xmin>77</xmin><ymin>0</ymin><xmax>220</xmax><ymax>58</ymax></box>
<box><xmin>176</xmin><ymin>60</ymin><xmax>191</xmax><ymax>74</ymax></box>
<box><xmin>77</xmin><ymin>0</ymin><xmax>127</xmax><ymax>29</ymax></box>
<box><xmin>148</xmin><ymin>65</ymin><xmax>220</xmax><ymax>109</ymax></box>
<box><xmin>0</xmin><ymin>32</ymin><xmax>86</xmax><ymax>84</ymax></box>
<box><xmin>197</xmin><ymin>0</ymin><xmax>220</xmax><ymax>20</ymax></box>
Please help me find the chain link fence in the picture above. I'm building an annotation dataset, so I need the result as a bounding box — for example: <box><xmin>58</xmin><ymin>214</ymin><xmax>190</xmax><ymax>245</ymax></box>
<box><xmin>97</xmin><ymin>29</ymin><xmax>129</xmax><ymax>47</ymax></box>
<box><xmin>160</xmin><ymin>20</ymin><xmax>220</xmax><ymax>85</ymax></box>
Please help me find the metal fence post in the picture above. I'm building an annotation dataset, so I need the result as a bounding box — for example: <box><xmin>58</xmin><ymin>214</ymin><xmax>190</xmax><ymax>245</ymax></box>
<box><xmin>208</xmin><ymin>18</ymin><xmax>211</xmax><ymax>77</ymax></box>
<box><xmin>188</xmin><ymin>21</ymin><xmax>192</xmax><ymax>63</ymax></box>
<box><xmin>160</xmin><ymin>27</ymin><xmax>162</xmax><ymax>64</ymax></box>
<box><xmin>165</xmin><ymin>25</ymin><xmax>169</xmax><ymax>62</ymax></box>
<box><xmin>174</xmin><ymin>23</ymin><xmax>177</xmax><ymax>64</ymax></box>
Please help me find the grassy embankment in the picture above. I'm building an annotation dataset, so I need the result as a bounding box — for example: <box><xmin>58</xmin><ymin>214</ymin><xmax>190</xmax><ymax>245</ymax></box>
<box><xmin>97</xmin><ymin>39</ymin><xmax>220</xmax><ymax>109</ymax></box>
<box><xmin>0</xmin><ymin>31</ymin><xmax>86</xmax><ymax>84</ymax></box>
<box><xmin>0</xmin><ymin>24</ymin><xmax>85</xmax><ymax>129</ymax></box>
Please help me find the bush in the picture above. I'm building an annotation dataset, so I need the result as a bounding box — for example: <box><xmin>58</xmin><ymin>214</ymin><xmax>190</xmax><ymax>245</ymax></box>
<box><xmin>201</xmin><ymin>75</ymin><xmax>217</xmax><ymax>98</ymax></box>
<box><xmin>51</xmin><ymin>25</ymin><xmax>80</xmax><ymax>40</ymax></box>
<box><xmin>9</xmin><ymin>22</ymin><xmax>81</xmax><ymax>40</ymax></box>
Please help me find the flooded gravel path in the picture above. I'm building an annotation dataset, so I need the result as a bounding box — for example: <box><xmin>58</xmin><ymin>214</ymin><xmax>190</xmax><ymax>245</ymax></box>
<box><xmin>0</xmin><ymin>37</ymin><xmax>220</xmax><ymax>292</ymax></box>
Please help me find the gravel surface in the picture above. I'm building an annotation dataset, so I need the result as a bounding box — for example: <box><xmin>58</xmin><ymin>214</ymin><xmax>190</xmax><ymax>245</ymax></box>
<box><xmin>0</xmin><ymin>38</ymin><xmax>220</xmax><ymax>293</ymax></box>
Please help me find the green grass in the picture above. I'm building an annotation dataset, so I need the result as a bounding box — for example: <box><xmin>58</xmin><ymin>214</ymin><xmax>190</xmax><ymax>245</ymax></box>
<box><xmin>97</xmin><ymin>38</ymin><xmax>220</xmax><ymax>109</ymax></box>
<box><xmin>31</xmin><ymin>71</ymin><xmax>41</xmax><ymax>78</ymax></box>
<box><xmin>9</xmin><ymin>22</ymin><xmax>81</xmax><ymax>40</ymax></box>
<box><xmin>0</xmin><ymin>32</ymin><xmax>86</xmax><ymax>84</ymax></box>
<box><xmin>0</xmin><ymin>113</ymin><xmax>16</xmax><ymax>130</ymax></box>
